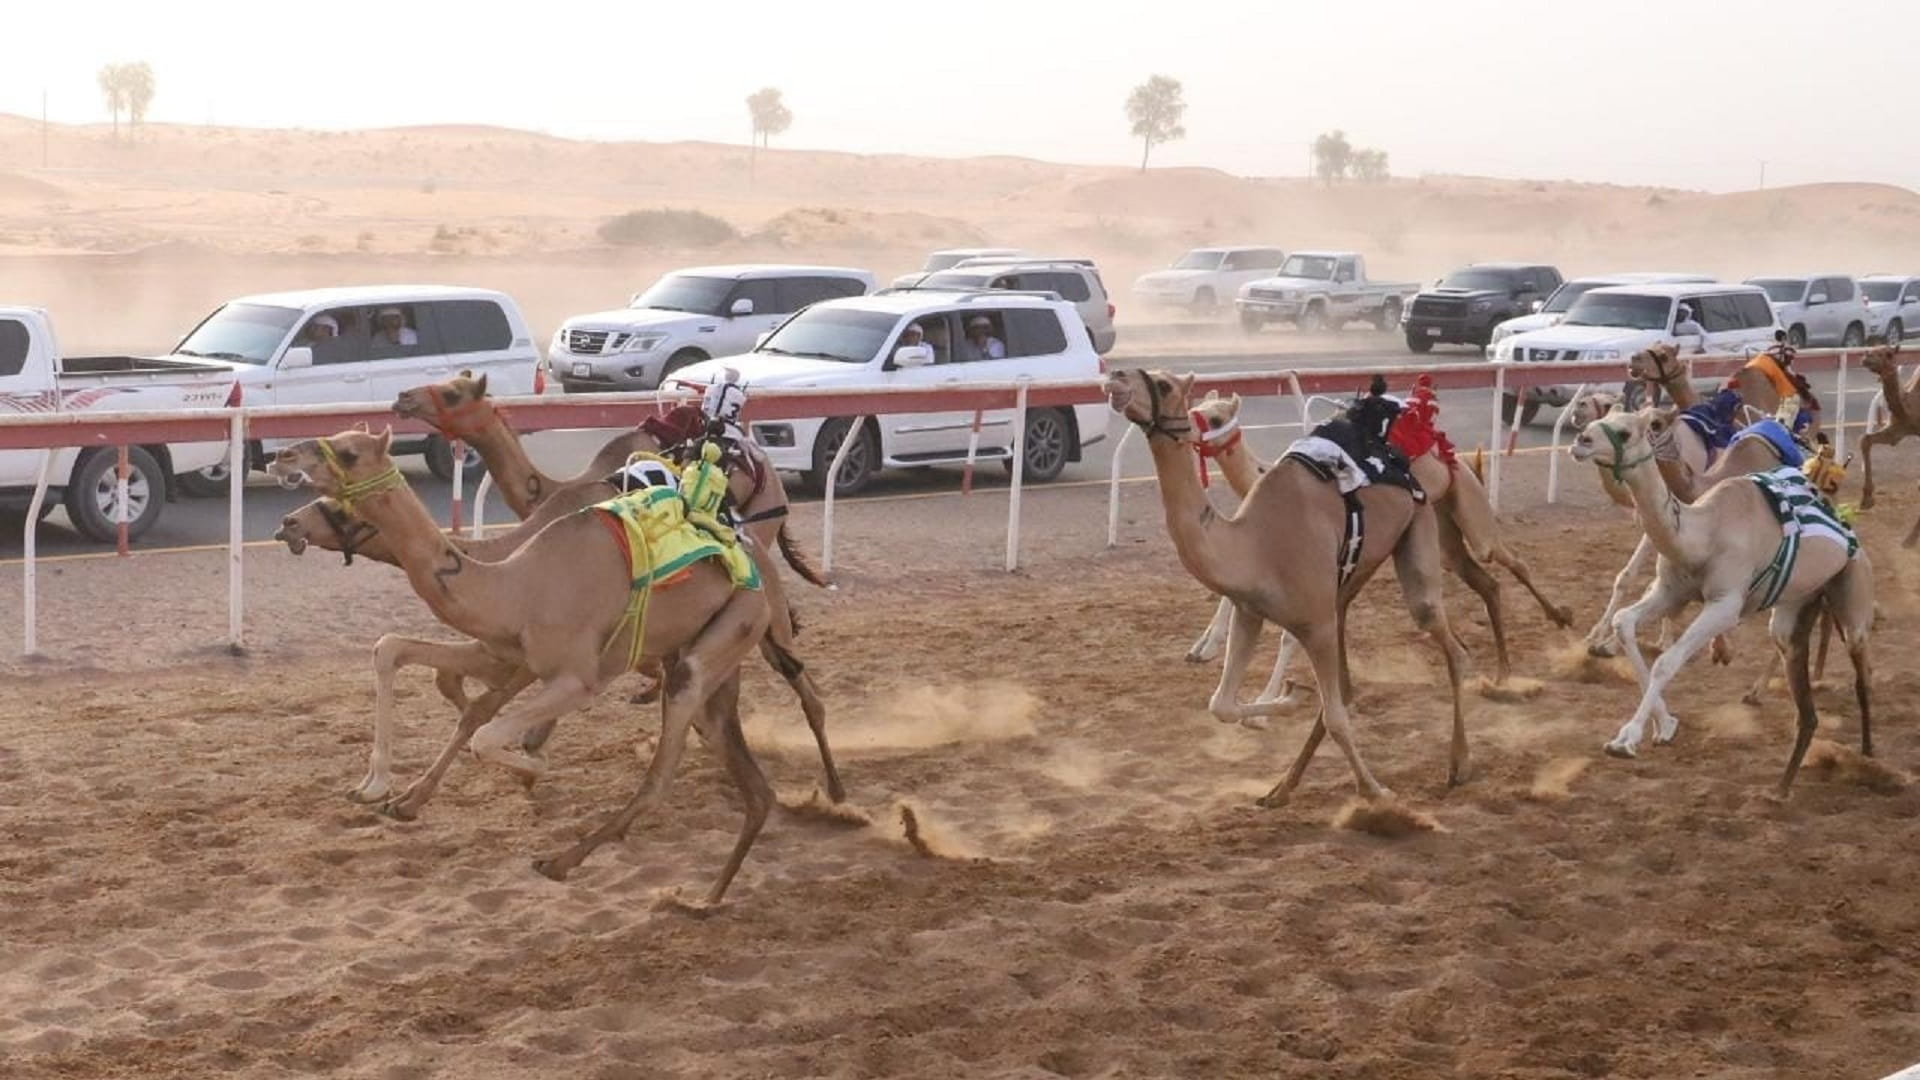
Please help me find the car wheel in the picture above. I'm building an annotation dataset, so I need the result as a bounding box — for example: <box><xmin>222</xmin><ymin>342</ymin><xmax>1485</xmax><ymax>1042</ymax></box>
<box><xmin>65</xmin><ymin>446</ymin><xmax>164</xmax><ymax>544</ymax></box>
<box><xmin>1842</xmin><ymin>323</ymin><xmax>1866</xmax><ymax>348</ymax></box>
<box><xmin>1238</xmin><ymin>311</ymin><xmax>1264</xmax><ymax>334</ymax></box>
<box><xmin>1405</xmin><ymin>332</ymin><xmax>1434</xmax><ymax>354</ymax></box>
<box><xmin>660</xmin><ymin>348</ymin><xmax>706</xmax><ymax>387</ymax></box>
<box><xmin>1005</xmin><ymin>409</ymin><xmax>1071</xmax><ymax>483</ymax></box>
<box><xmin>1376</xmin><ymin>299</ymin><xmax>1402</xmax><ymax>331</ymax></box>
<box><xmin>1886</xmin><ymin>320</ymin><xmax>1903</xmax><ymax>346</ymax></box>
<box><xmin>804</xmin><ymin>418</ymin><xmax>877</xmax><ymax>497</ymax></box>
<box><xmin>1500</xmin><ymin>392</ymin><xmax>1543</xmax><ymax>427</ymax></box>
<box><xmin>424</xmin><ymin>435</ymin><xmax>488</xmax><ymax>483</ymax></box>
<box><xmin>175</xmin><ymin>462</ymin><xmax>233</xmax><ymax>498</ymax></box>
<box><xmin>1787</xmin><ymin>325</ymin><xmax>1806</xmax><ymax>350</ymax></box>
<box><xmin>1295</xmin><ymin>304</ymin><xmax>1326</xmax><ymax>334</ymax></box>
<box><xmin>1189</xmin><ymin>288</ymin><xmax>1216</xmax><ymax>316</ymax></box>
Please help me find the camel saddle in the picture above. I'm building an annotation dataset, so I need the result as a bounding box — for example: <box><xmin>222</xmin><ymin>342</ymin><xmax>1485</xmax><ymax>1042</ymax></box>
<box><xmin>589</xmin><ymin>450</ymin><xmax>761</xmax><ymax>596</ymax></box>
<box><xmin>1280</xmin><ymin>385</ymin><xmax>1425</xmax><ymax>587</ymax></box>
<box><xmin>1745</xmin><ymin>466</ymin><xmax>1858</xmax><ymax>610</ymax></box>
<box><xmin>1678</xmin><ymin>388</ymin><xmax>1742</xmax><ymax>463</ymax></box>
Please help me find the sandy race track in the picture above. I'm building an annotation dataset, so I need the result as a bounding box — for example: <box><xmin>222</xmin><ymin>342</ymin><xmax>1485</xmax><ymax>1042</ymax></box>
<box><xmin>3</xmin><ymin>468</ymin><xmax>1920</xmax><ymax>1078</ymax></box>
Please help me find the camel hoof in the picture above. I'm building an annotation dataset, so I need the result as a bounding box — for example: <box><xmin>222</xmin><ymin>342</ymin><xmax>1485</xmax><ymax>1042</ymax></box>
<box><xmin>1859</xmin><ymin>494</ymin><xmax>1876</xmax><ymax>511</ymax></box>
<box><xmin>1586</xmin><ymin>641</ymin><xmax>1619</xmax><ymax>659</ymax></box>
<box><xmin>346</xmin><ymin>782</ymin><xmax>389</xmax><ymax>805</ymax></box>
<box><xmin>1549</xmin><ymin>606</ymin><xmax>1575</xmax><ymax>629</ymax></box>
<box><xmin>1741</xmin><ymin>691</ymin><xmax>1763</xmax><ymax>707</ymax></box>
<box><xmin>1447</xmin><ymin>762</ymin><xmax>1474</xmax><ymax>788</ymax></box>
<box><xmin>531</xmin><ymin>857</ymin><xmax>569</xmax><ymax>882</ymax></box>
<box><xmin>1604</xmin><ymin>741</ymin><xmax>1637</xmax><ymax>760</ymax></box>
<box><xmin>1255</xmin><ymin>792</ymin><xmax>1288</xmax><ymax>810</ymax></box>
<box><xmin>377</xmin><ymin>799</ymin><xmax>418</xmax><ymax>823</ymax></box>
<box><xmin>1238</xmin><ymin>716</ymin><xmax>1272</xmax><ymax>732</ymax></box>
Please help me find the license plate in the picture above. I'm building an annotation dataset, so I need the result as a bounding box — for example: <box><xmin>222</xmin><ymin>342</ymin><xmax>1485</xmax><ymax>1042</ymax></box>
<box><xmin>570</xmin><ymin>362</ymin><xmax>593</xmax><ymax>378</ymax></box>
<box><xmin>1425</xmin><ymin>327</ymin><xmax>1442</xmax><ymax>336</ymax></box>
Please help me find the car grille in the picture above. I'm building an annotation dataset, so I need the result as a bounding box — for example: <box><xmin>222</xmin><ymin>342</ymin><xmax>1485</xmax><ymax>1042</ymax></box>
<box><xmin>1249</xmin><ymin>288</ymin><xmax>1290</xmax><ymax>301</ymax></box>
<box><xmin>1412</xmin><ymin>297</ymin><xmax>1467</xmax><ymax>319</ymax></box>
<box><xmin>1520</xmin><ymin>348</ymin><xmax>1579</xmax><ymax>363</ymax></box>
<box><xmin>563</xmin><ymin>329</ymin><xmax>634</xmax><ymax>355</ymax></box>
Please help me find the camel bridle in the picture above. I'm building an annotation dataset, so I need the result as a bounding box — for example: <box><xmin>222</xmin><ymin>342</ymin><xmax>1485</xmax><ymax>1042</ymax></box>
<box><xmin>315</xmin><ymin>498</ymin><xmax>380</xmax><ymax>566</ymax></box>
<box><xmin>1596</xmin><ymin>421</ymin><xmax>1654</xmax><ymax>483</ymax></box>
<box><xmin>1129</xmin><ymin>370</ymin><xmax>1194</xmax><ymax>443</ymax></box>
<box><xmin>317</xmin><ymin>437</ymin><xmax>405</xmax><ymax>514</ymax></box>
<box><xmin>425</xmin><ymin>393</ymin><xmax>504</xmax><ymax>443</ymax></box>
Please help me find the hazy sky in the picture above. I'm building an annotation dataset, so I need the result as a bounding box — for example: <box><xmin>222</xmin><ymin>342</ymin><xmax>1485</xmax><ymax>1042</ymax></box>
<box><xmin>6</xmin><ymin>1</ymin><xmax>1914</xmax><ymax>193</ymax></box>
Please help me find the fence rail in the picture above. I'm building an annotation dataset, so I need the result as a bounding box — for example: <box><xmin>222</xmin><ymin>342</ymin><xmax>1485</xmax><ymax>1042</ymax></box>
<box><xmin>2</xmin><ymin>346</ymin><xmax>1890</xmax><ymax>657</ymax></box>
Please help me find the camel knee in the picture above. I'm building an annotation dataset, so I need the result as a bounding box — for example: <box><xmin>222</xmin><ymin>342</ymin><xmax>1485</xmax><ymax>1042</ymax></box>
<box><xmin>1404</xmin><ymin>599</ymin><xmax>1442</xmax><ymax>632</ymax></box>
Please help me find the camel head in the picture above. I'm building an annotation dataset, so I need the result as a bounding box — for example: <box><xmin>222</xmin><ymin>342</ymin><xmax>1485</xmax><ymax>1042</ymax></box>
<box><xmin>1804</xmin><ymin>434</ymin><xmax>1854</xmax><ymax>501</ymax></box>
<box><xmin>394</xmin><ymin>370</ymin><xmax>494</xmax><ymax>438</ymax></box>
<box><xmin>1105</xmin><ymin>369</ymin><xmax>1196</xmax><ymax>440</ymax></box>
<box><xmin>1570</xmin><ymin>406</ymin><xmax>1654</xmax><ymax>480</ymax></box>
<box><xmin>1189</xmin><ymin>389</ymin><xmax>1244</xmax><ymax>443</ymax></box>
<box><xmin>1863</xmin><ymin>345</ymin><xmax>1900</xmax><ymax>377</ymax></box>
<box><xmin>1627</xmin><ymin>344</ymin><xmax>1682</xmax><ymax>385</ymax></box>
<box><xmin>266</xmin><ymin>428</ymin><xmax>399</xmax><ymax>499</ymax></box>
<box><xmin>273</xmin><ymin>497</ymin><xmax>385</xmax><ymax>564</ymax></box>
<box><xmin>1564</xmin><ymin>391</ymin><xmax>1621</xmax><ymax>430</ymax></box>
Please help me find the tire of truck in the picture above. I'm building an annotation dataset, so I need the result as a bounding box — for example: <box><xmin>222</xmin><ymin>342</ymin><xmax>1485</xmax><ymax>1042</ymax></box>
<box><xmin>1405</xmin><ymin>331</ymin><xmax>1434</xmax><ymax>354</ymax></box>
<box><xmin>1884</xmin><ymin>319</ymin><xmax>1903</xmax><ymax>346</ymax></box>
<box><xmin>1500</xmin><ymin>392</ymin><xmax>1543</xmax><ymax>427</ymax></box>
<box><xmin>1003</xmin><ymin>408</ymin><xmax>1073</xmax><ymax>483</ymax></box>
<box><xmin>1842</xmin><ymin>322</ymin><xmax>1866</xmax><ymax>348</ymax></box>
<box><xmin>424</xmin><ymin>436</ymin><xmax>488</xmax><ymax>483</ymax></box>
<box><xmin>1189</xmin><ymin>288</ymin><xmax>1216</xmax><ymax>316</ymax></box>
<box><xmin>176</xmin><ymin>461</ymin><xmax>233</xmax><ymax>498</ymax></box>
<box><xmin>802</xmin><ymin>417</ymin><xmax>878</xmax><ymax>497</ymax></box>
<box><xmin>1787</xmin><ymin>325</ymin><xmax>1806</xmax><ymax>350</ymax></box>
<box><xmin>1238</xmin><ymin>311</ymin><xmax>1264</xmax><ymax>334</ymax></box>
<box><xmin>65</xmin><ymin>446</ymin><xmax>165</xmax><ymax>544</ymax></box>
<box><xmin>1295</xmin><ymin>303</ymin><xmax>1327</xmax><ymax>334</ymax></box>
<box><xmin>1376</xmin><ymin>299</ymin><xmax>1403</xmax><ymax>331</ymax></box>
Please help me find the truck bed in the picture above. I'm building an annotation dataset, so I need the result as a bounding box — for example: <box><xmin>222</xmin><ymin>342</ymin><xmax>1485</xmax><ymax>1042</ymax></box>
<box><xmin>59</xmin><ymin>354</ymin><xmax>232</xmax><ymax>378</ymax></box>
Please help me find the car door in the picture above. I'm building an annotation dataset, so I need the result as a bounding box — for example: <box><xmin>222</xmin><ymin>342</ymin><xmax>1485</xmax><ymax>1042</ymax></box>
<box><xmin>1329</xmin><ymin>256</ymin><xmax>1363</xmax><ymax>319</ymax></box>
<box><xmin>1806</xmin><ymin>277</ymin><xmax>1840</xmax><ymax>344</ymax></box>
<box><xmin>360</xmin><ymin>300</ymin><xmax>451</xmax><ymax>406</ymax></box>
<box><xmin>271</xmin><ymin>306</ymin><xmax>376</xmax><ymax>410</ymax></box>
<box><xmin>1730</xmin><ymin>290</ymin><xmax>1780</xmax><ymax>352</ymax></box>
<box><xmin>1691</xmin><ymin>292</ymin><xmax>1747</xmax><ymax>355</ymax></box>
<box><xmin>876</xmin><ymin>310</ymin><xmax>983</xmax><ymax>460</ymax></box>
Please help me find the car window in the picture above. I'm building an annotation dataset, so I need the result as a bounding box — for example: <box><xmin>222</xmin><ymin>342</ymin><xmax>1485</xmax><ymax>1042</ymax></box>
<box><xmin>1904</xmin><ymin>283</ymin><xmax>1920</xmax><ymax>304</ymax></box>
<box><xmin>1223</xmin><ymin>250</ymin><xmax>1271</xmax><ymax>271</ymax></box>
<box><xmin>948</xmin><ymin>310</ymin><xmax>1008</xmax><ymax>364</ymax></box>
<box><xmin>362</xmin><ymin>302</ymin><xmax>440</xmax><ymax>361</ymax></box>
<box><xmin>1693</xmin><ymin>294</ymin><xmax>1745</xmax><ymax>333</ymax></box>
<box><xmin>726</xmin><ymin>279</ymin><xmax>779</xmax><ymax>316</ymax></box>
<box><xmin>431</xmin><ymin>300</ymin><xmax>512</xmax><ymax>354</ymax></box>
<box><xmin>1735</xmin><ymin>292</ymin><xmax>1775</xmax><ymax>329</ymax></box>
<box><xmin>1827</xmin><ymin>277</ymin><xmax>1855</xmax><ymax>303</ymax></box>
<box><xmin>1004</xmin><ymin>308</ymin><xmax>1069</xmax><ymax>358</ymax></box>
<box><xmin>1036</xmin><ymin>272</ymin><xmax>1091</xmax><ymax>303</ymax></box>
<box><xmin>0</xmin><ymin>319</ymin><xmax>28</xmax><ymax>378</ymax></box>
<box><xmin>1335</xmin><ymin>258</ymin><xmax>1357</xmax><ymax>283</ymax></box>
<box><xmin>305</xmin><ymin>308</ymin><xmax>367</xmax><ymax>366</ymax></box>
<box><xmin>774</xmin><ymin>276</ymin><xmax>864</xmax><ymax>312</ymax></box>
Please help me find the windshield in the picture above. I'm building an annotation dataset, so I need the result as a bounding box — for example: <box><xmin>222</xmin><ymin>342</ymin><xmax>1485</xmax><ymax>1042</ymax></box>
<box><xmin>630</xmin><ymin>274</ymin><xmax>732</xmax><ymax>316</ymax></box>
<box><xmin>1542</xmin><ymin>281</ymin><xmax>1608</xmax><ymax>314</ymax></box>
<box><xmin>1439</xmin><ymin>269</ymin><xmax>1520</xmax><ymax>291</ymax></box>
<box><xmin>1173</xmin><ymin>251</ymin><xmax>1224</xmax><ymax>270</ymax></box>
<box><xmin>1749</xmin><ymin>278</ymin><xmax>1808</xmax><ymax>304</ymax></box>
<box><xmin>923</xmin><ymin>253</ymin><xmax>972</xmax><ymax>272</ymax></box>
<box><xmin>1862</xmin><ymin>281</ymin><xmax>1904</xmax><ymax>303</ymax></box>
<box><xmin>173</xmin><ymin>303</ymin><xmax>301</xmax><ymax>365</ymax></box>
<box><xmin>1563</xmin><ymin>293</ymin><xmax>1673</xmax><ymax>331</ymax></box>
<box><xmin>755</xmin><ymin>307</ymin><xmax>897</xmax><ymax>364</ymax></box>
<box><xmin>1278</xmin><ymin>255</ymin><xmax>1337</xmax><ymax>280</ymax></box>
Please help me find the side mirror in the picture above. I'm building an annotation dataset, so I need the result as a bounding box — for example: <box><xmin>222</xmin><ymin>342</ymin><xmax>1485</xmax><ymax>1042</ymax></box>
<box><xmin>1808</xmin><ymin>293</ymin><xmax>1828</xmax><ymax>306</ymax></box>
<box><xmin>1529</xmin><ymin>299</ymin><xmax>1545</xmax><ymax>313</ymax></box>
<box><xmin>730</xmin><ymin>297</ymin><xmax>755</xmax><ymax>317</ymax></box>
<box><xmin>892</xmin><ymin>344</ymin><xmax>934</xmax><ymax>368</ymax></box>
<box><xmin>281</xmin><ymin>346</ymin><xmax>314</xmax><ymax>370</ymax></box>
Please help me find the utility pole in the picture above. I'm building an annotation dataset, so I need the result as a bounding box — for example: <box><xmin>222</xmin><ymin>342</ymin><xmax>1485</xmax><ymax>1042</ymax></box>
<box><xmin>1758</xmin><ymin>160</ymin><xmax>1767</xmax><ymax>191</ymax></box>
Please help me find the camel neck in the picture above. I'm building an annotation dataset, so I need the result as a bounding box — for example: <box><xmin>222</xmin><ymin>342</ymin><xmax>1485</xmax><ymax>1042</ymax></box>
<box><xmin>1876</xmin><ymin>362</ymin><xmax>1916</xmax><ymax>429</ymax></box>
<box><xmin>1619</xmin><ymin>457</ymin><xmax>1698</xmax><ymax>565</ymax></box>
<box><xmin>1212</xmin><ymin>440</ymin><xmax>1264</xmax><ymax>499</ymax></box>
<box><xmin>348</xmin><ymin>483</ymin><xmax>513</xmax><ymax>640</ymax></box>
<box><xmin>1144</xmin><ymin>432</ymin><xmax>1241</xmax><ymax>594</ymax></box>
<box><xmin>1652</xmin><ymin>453</ymin><xmax>1704</xmax><ymax>505</ymax></box>
<box><xmin>463</xmin><ymin>419</ymin><xmax>555</xmax><ymax>518</ymax></box>
<box><xmin>1659</xmin><ymin>369</ymin><xmax>1699</xmax><ymax>409</ymax></box>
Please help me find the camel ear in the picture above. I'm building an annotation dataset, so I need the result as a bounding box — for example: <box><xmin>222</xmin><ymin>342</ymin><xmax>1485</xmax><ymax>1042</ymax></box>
<box><xmin>350</xmin><ymin>420</ymin><xmax>371</xmax><ymax>434</ymax></box>
<box><xmin>1174</xmin><ymin>373</ymin><xmax>1196</xmax><ymax>399</ymax></box>
<box><xmin>376</xmin><ymin>426</ymin><xmax>393</xmax><ymax>456</ymax></box>
<box><xmin>474</xmin><ymin>372</ymin><xmax>489</xmax><ymax>398</ymax></box>
<box><xmin>1229</xmin><ymin>392</ymin><xmax>1242</xmax><ymax>410</ymax></box>
<box><xmin>1202</xmin><ymin>389</ymin><xmax>1219</xmax><ymax>403</ymax></box>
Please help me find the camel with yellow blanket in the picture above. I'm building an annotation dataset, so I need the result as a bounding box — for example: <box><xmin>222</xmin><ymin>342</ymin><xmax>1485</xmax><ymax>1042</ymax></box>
<box><xmin>267</xmin><ymin>429</ymin><xmax>778</xmax><ymax>904</ymax></box>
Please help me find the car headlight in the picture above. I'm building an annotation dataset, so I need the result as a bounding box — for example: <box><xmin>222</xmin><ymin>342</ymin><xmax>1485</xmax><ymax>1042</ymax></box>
<box><xmin>1491</xmin><ymin>323</ymin><xmax>1514</xmax><ymax>344</ymax></box>
<box><xmin>1470</xmin><ymin>299</ymin><xmax>1494</xmax><ymax>313</ymax></box>
<box><xmin>620</xmin><ymin>333</ymin><xmax>668</xmax><ymax>353</ymax></box>
<box><xmin>1588</xmin><ymin>349</ymin><xmax>1621</xmax><ymax>362</ymax></box>
<box><xmin>1492</xmin><ymin>341</ymin><xmax>1515</xmax><ymax>362</ymax></box>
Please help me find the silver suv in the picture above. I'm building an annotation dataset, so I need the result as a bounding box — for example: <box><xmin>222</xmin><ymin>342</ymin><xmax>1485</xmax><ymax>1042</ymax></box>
<box><xmin>912</xmin><ymin>257</ymin><xmax>1116</xmax><ymax>353</ymax></box>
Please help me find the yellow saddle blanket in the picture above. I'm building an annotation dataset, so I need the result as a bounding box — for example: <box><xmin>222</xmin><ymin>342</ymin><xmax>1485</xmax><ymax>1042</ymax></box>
<box><xmin>591</xmin><ymin>481</ymin><xmax>760</xmax><ymax>594</ymax></box>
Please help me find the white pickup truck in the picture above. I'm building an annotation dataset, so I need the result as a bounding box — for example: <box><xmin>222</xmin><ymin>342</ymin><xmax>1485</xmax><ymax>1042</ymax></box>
<box><xmin>1234</xmin><ymin>252</ymin><xmax>1417</xmax><ymax>334</ymax></box>
<box><xmin>0</xmin><ymin>307</ymin><xmax>239</xmax><ymax>543</ymax></box>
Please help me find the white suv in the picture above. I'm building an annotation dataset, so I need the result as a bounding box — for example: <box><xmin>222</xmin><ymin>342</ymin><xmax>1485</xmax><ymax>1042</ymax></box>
<box><xmin>1132</xmin><ymin>246</ymin><xmax>1287</xmax><ymax>314</ymax></box>
<box><xmin>1859</xmin><ymin>274</ymin><xmax>1920</xmax><ymax>344</ymax></box>
<box><xmin>913</xmin><ymin>258</ymin><xmax>1116</xmax><ymax>353</ymax></box>
<box><xmin>669</xmin><ymin>291</ymin><xmax>1109</xmax><ymax>496</ymax></box>
<box><xmin>889</xmin><ymin>248</ymin><xmax>1024</xmax><ymax>288</ymax></box>
<box><xmin>1488</xmin><ymin>272</ymin><xmax>1716</xmax><ymax>348</ymax></box>
<box><xmin>552</xmin><ymin>265</ymin><xmax>874</xmax><ymax>392</ymax></box>
<box><xmin>1744</xmin><ymin>274</ymin><xmax>1871</xmax><ymax>349</ymax></box>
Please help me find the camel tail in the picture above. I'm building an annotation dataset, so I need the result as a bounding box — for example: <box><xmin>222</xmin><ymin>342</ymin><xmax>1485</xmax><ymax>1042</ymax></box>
<box><xmin>1467</xmin><ymin>448</ymin><xmax>1486</xmax><ymax>483</ymax></box>
<box><xmin>778</xmin><ymin>521</ymin><xmax>831</xmax><ymax>588</ymax></box>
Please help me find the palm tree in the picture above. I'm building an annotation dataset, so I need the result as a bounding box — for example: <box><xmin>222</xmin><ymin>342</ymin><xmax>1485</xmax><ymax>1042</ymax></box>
<box><xmin>97</xmin><ymin>64</ymin><xmax>126</xmax><ymax>140</ymax></box>
<box><xmin>745</xmin><ymin>86</ymin><xmax>792</xmax><ymax>177</ymax></box>
<box><xmin>1125</xmin><ymin>75</ymin><xmax>1187</xmax><ymax>172</ymax></box>
<box><xmin>123</xmin><ymin>63</ymin><xmax>156</xmax><ymax>135</ymax></box>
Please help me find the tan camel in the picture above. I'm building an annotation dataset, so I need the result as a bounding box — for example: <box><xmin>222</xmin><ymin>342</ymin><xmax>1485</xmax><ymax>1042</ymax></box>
<box><xmin>267</xmin><ymin>429</ymin><xmax>775</xmax><ymax>902</ymax></box>
<box><xmin>1569</xmin><ymin>408</ymin><xmax>1874</xmax><ymax>794</ymax></box>
<box><xmin>271</xmin><ymin>428</ymin><xmax>846</xmax><ymax>806</ymax></box>
<box><xmin>390</xmin><ymin>372</ymin><xmax>621</xmax><ymax>517</ymax></box>
<box><xmin>1858</xmin><ymin>345</ymin><xmax>1917</xmax><ymax>510</ymax></box>
<box><xmin>1184</xmin><ymin>391</ymin><xmax>1569</xmax><ymax>701</ymax></box>
<box><xmin>1107</xmin><ymin>369</ymin><xmax>1470</xmax><ymax>804</ymax></box>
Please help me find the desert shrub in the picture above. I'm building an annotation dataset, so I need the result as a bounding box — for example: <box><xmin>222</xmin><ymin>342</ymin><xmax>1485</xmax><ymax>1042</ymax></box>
<box><xmin>596</xmin><ymin>208</ymin><xmax>737</xmax><ymax>248</ymax></box>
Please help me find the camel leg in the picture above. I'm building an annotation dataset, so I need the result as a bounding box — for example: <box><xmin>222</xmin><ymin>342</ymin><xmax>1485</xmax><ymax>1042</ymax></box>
<box><xmin>1856</xmin><ymin>427</ymin><xmax>1899</xmax><ymax>510</ymax></box>
<box><xmin>1775</xmin><ymin>599</ymin><xmax>1825</xmax><ymax>798</ymax></box>
<box><xmin>535</xmin><ymin>590</ymin><xmax>770</xmax><ymax>882</ymax></box>
<box><xmin>1249</xmin><ymin>630</ymin><xmax>1301</xmax><ymax>709</ymax></box>
<box><xmin>760</xmin><ymin>634</ymin><xmax>845</xmax><ymax>802</ymax></box>
<box><xmin>1814</xmin><ymin>610</ymin><xmax>1834</xmax><ymax>684</ymax></box>
<box><xmin>1439</xmin><ymin>512</ymin><xmax>1508</xmax><ymax>684</ymax></box>
<box><xmin>703</xmin><ymin>673</ymin><xmax>775</xmax><ymax>904</ymax></box>
<box><xmin>1259</xmin><ymin>621</ymin><xmax>1385</xmax><ymax>804</ymax></box>
<box><xmin>1208</xmin><ymin>604</ymin><xmax>1279</xmax><ymax>728</ymax></box>
<box><xmin>1827</xmin><ymin>557</ymin><xmax>1876</xmax><ymax>757</ymax></box>
<box><xmin>380</xmin><ymin>666</ymin><xmax>540</xmax><ymax>821</ymax></box>
<box><xmin>1907</xmin><ymin>510</ymin><xmax>1920</xmax><ymax>550</ymax></box>
<box><xmin>1742</xmin><ymin>651</ymin><xmax>1779</xmax><ymax>707</ymax></box>
<box><xmin>433</xmin><ymin>670</ymin><xmax>471</xmax><ymax>712</ymax></box>
<box><xmin>1609</xmin><ymin>591</ymin><xmax>1739</xmax><ymax>757</ymax></box>
<box><xmin>1394</xmin><ymin>508</ymin><xmax>1472</xmax><ymax>786</ymax></box>
<box><xmin>359</xmin><ymin>636</ymin><xmax>518</xmax><ymax>803</ymax></box>
<box><xmin>1588</xmin><ymin>535</ymin><xmax>1654</xmax><ymax>656</ymax></box>
<box><xmin>1188</xmin><ymin>597</ymin><xmax>1233</xmax><ymax>663</ymax></box>
<box><xmin>1607</xmin><ymin>579</ymin><xmax>1689</xmax><ymax>754</ymax></box>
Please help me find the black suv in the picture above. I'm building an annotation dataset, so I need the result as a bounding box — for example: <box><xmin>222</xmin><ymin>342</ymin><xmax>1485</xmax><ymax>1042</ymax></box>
<box><xmin>1403</xmin><ymin>262</ymin><xmax>1563</xmax><ymax>353</ymax></box>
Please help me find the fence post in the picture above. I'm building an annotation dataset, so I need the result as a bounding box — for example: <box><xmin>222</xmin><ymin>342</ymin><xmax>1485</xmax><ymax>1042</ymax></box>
<box><xmin>1488</xmin><ymin>364</ymin><xmax>1506</xmax><ymax>512</ymax></box>
<box><xmin>228</xmin><ymin>412</ymin><xmax>245</xmax><ymax>654</ymax></box>
<box><xmin>960</xmin><ymin>409</ymin><xmax>984</xmax><ymax>496</ymax></box>
<box><xmin>470</xmin><ymin>472</ymin><xmax>494</xmax><ymax>539</ymax></box>
<box><xmin>819</xmin><ymin>417</ymin><xmax>867</xmax><ymax>577</ymax></box>
<box><xmin>1283</xmin><ymin>371</ymin><xmax>1309</xmax><ymax>432</ymax></box>
<box><xmin>22</xmin><ymin>449</ymin><xmax>51</xmax><ymax>657</ymax></box>
<box><xmin>449</xmin><ymin>440</ymin><xmax>465</xmax><ymax>534</ymax></box>
<box><xmin>1546</xmin><ymin>383</ymin><xmax>1589</xmax><ymax>505</ymax></box>
<box><xmin>1835</xmin><ymin>350</ymin><xmax>1849</xmax><ymax>461</ymax></box>
<box><xmin>1005</xmin><ymin>379</ymin><xmax>1030</xmax><ymax>572</ymax></box>
<box><xmin>1107</xmin><ymin>423</ymin><xmax>1137</xmax><ymax>548</ymax></box>
<box><xmin>115</xmin><ymin>444</ymin><xmax>131</xmax><ymax>556</ymax></box>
